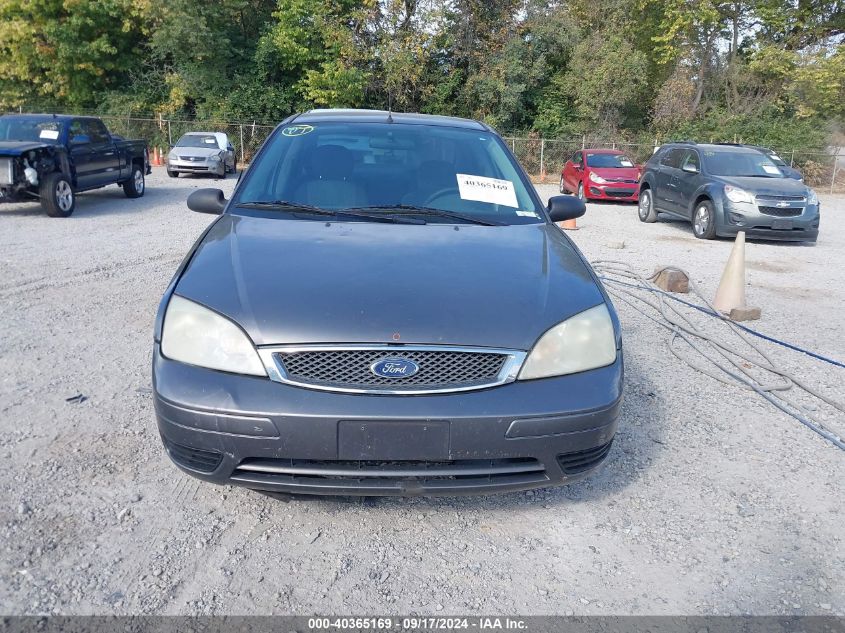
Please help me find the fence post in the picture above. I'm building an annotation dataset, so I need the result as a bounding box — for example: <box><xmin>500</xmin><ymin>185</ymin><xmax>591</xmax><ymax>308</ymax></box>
<box><xmin>540</xmin><ymin>139</ymin><xmax>545</xmax><ymax>182</ymax></box>
<box><xmin>167</xmin><ymin>119</ymin><xmax>172</xmax><ymax>146</ymax></box>
<box><xmin>581</xmin><ymin>135</ymin><xmax>586</xmax><ymax>150</ymax></box>
<box><xmin>831</xmin><ymin>148</ymin><xmax>840</xmax><ymax>195</ymax></box>
<box><xmin>790</xmin><ymin>149</ymin><xmax>795</xmax><ymax>167</ymax></box>
<box><xmin>240</xmin><ymin>125</ymin><xmax>245</xmax><ymax>164</ymax></box>
<box><xmin>511</xmin><ymin>138</ymin><xmax>515</xmax><ymax>152</ymax></box>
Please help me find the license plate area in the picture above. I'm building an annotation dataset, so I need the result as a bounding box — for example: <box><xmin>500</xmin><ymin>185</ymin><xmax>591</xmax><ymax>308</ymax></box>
<box><xmin>338</xmin><ymin>420</ymin><xmax>450</xmax><ymax>460</ymax></box>
<box><xmin>771</xmin><ymin>219</ymin><xmax>793</xmax><ymax>230</ymax></box>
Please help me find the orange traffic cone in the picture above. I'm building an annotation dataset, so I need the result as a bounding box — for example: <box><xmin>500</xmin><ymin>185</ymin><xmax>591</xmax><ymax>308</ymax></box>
<box><xmin>561</xmin><ymin>217</ymin><xmax>578</xmax><ymax>230</ymax></box>
<box><xmin>152</xmin><ymin>147</ymin><xmax>160</xmax><ymax>166</ymax></box>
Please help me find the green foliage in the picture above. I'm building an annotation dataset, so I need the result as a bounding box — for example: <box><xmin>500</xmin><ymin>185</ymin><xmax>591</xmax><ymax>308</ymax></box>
<box><xmin>0</xmin><ymin>0</ymin><xmax>841</xmax><ymax>153</ymax></box>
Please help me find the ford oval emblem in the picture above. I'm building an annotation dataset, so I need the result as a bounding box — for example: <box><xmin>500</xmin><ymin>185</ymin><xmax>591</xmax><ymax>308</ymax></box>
<box><xmin>371</xmin><ymin>357</ymin><xmax>419</xmax><ymax>378</ymax></box>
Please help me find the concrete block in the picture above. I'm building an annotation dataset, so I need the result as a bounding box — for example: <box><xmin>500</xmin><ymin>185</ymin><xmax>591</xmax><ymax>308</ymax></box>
<box><xmin>653</xmin><ymin>268</ymin><xmax>689</xmax><ymax>294</ymax></box>
<box><xmin>729</xmin><ymin>306</ymin><xmax>762</xmax><ymax>321</ymax></box>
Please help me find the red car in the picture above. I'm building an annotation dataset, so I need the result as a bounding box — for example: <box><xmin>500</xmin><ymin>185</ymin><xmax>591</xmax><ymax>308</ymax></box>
<box><xmin>560</xmin><ymin>148</ymin><xmax>641</xmax><ymax>202</ymax></box>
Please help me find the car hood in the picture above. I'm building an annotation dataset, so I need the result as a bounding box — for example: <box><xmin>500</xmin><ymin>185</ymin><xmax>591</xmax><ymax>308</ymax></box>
<box><xmin>174</xmin><ymin>213</ymin><xmax>606</xmax><ymax>350</ymax></box>
<box><xmin>0</xmin><ymin>141</ymin><xmax>54</xmax><ymax>155</ymax></box>
<box><xmin>172</xmin><ymin>146</ymin><xmax>221</xmax><ymax>158</ymax></box>
<box><xmin>590</xmin><ymin>167</ymin><xmax>640</xmax><ymax>181</ymax></box>
<box><xmin>716</xmin><ymin>175</ymin><xmax>810</xmax><ymax>196</ymax></box>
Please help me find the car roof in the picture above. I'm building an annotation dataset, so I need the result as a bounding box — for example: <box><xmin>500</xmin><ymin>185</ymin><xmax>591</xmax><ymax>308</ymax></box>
<box><xmin>583</xmin><ymin>148</ymin><xmax>626</xmax><ymax>154</ymax></box>
<box><xmin>293</xmin><ymin>109</ymin><xmax>488</xmax><ymax>131</ymax></box>
<box><xmin>665</xmin><ymin>142</ymin><xmax>760</xmax><ymax>154</ymax></box>
<box><xmin>0</xmin><ymin>113</ymin><xmax>97</xmax><ymax>122</ymax></box>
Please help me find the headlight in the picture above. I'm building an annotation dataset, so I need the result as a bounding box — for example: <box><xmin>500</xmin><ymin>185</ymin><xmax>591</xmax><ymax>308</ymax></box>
<box><xmin>589</xmin><ymin>172</ymin><xmax>607</xmax><ymax>184</ymax></box>
<box><xmin>724</xmin><ymin>184</ymin><xmax>754</xmax><ymax>204</ymax></box>
<box><xmin>807</xmin><ymin>188</ymin><xmax>818</xmax><ymax>205</ymax></box>
<box><xmin>209</xmin><ymin>153</ymin><xmax>222</xmax><ymax>162</ymax></box>
<box><xmin>519</xmin><ymin>304</ymin><xmax>617</xmax><ymax>380</ymax></box>
<box><xmin>161</xmin><ymin>295</ymin><xmax>266</xmax><ymax>376</ymax></box>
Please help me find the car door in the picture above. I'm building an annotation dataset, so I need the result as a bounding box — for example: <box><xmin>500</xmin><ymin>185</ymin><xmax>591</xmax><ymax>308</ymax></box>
<box><xmin>674</xmin><ymin>149</ymin><xmax>702</xmax><ymax>219</ymax></box>
<box><xmin>68</xmin><ymin>119</ymin><xmax>96</xmax><ymax>190</ymax></box>
<box><xmin>83</xmin><ymin>119</ymin><xmax>119</xmax><ymax>186</ymax></box>
<box><xmin>655</xmin><ymin>147</ymin><xmax>685</xmax><ymax>215</ymax></box>
<box><xmin>564</xmin><ymin>151</ymin><xmax>582</xmax><ymax>191</ymax></box>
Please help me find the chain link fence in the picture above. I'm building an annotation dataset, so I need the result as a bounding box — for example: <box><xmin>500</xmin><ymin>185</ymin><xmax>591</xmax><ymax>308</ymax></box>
<box><xmin>4</xmin><ymin>108</ymin><xmax>842</xmax><ymax>192</ymax></box>
<box><xmin>98</xmin><ymin>116</ymin><xmax>277</xmax><ymax>165</ymax></box>
<box><xmin>504</xmin><ymin>136</ymin><xmax>844</xmax><ymax>193</ymax></box>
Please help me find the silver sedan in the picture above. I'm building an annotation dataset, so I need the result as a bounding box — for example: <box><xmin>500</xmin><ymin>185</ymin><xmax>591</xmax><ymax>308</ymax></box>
<box><xmin>167</xmin><ymin>132</ymin><xmax>236</xmax><ymax>178</ymax></box>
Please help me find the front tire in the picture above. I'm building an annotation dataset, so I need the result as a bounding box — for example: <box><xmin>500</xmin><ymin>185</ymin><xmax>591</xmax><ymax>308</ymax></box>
<box><xmin>167</xmin><ymin>169</ymin><xmax>178</xmax><ymax>178</ymax></box>
<box><xmin>40</xmin><ymin>173</ymin><xmax>75</xmax><ymax>217</ymax></box>
<box><xmin>123</xmin><ymin>164</ymin><xmax>145</xmax><ymax>198</ymax></box>
<box><xmin>577</xmin><ymin>181</ymin><xmax>586</xmax><ymax>202</ymax></box>
<box><xmin>559</xmin><ymin>175</ymin><xmax>570</xmax><ymax>194</ymax></box>
<box><xmin>692</xmin><ymin>200</ymin><xmax>717</xmax><ymax>239</ymax></box>
<box><xmin>638</xmin><ymin>188</ymin><xmax>658</xmax><ymax>223</ymax></box>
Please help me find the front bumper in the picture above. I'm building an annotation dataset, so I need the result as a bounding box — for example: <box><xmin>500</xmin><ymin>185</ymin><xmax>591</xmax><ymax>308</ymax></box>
<box><xmin>167</xmin><ymin>158</ymin><xmax>221</xmax><ymax>174</ymax></box>
<box><xmin>153</xmin><ymin>346</ymin><xmax>623</xmax><ymax>496</ymax></box>
<box><xmin>586</xmin><ymin>182</ymin><xmax>640</xmax><ymax>201</ymax></box>
<box><xmin>718</xmin><ymin>200</ymin><xmax>820</xmax><ymax>242</ymax></box>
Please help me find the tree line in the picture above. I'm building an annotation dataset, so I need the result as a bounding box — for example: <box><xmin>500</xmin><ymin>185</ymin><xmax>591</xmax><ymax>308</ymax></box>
<box><xmin>0</xmin><ymin>0</ymin><xmax>842</xmax><ymax>150</ymax></box>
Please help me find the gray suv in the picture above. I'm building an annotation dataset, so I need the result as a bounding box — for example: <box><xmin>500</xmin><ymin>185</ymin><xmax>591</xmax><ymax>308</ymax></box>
<box><xmin>638</xmin><ymin>142</ymin><xmax>819</xmax><ymax>242</ymax></box>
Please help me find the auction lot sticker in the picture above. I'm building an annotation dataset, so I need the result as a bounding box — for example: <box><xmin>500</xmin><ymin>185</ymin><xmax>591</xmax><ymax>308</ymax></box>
<box><xmin>456</xmin><ymin>173</ymin><xmax>518</xmax><ymax>208</ymax></box>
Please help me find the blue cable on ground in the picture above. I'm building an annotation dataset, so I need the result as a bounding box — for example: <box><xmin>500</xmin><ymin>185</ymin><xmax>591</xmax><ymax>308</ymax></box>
<box><xmin>598</xmin><ymin>276</ymin><xmax>845</xmax><ymax>370</ymax></box>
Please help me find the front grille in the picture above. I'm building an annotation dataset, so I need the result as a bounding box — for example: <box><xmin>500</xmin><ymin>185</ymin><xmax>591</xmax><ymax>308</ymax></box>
<box><xmin>756</xmin><ymin>194</ymin><xmax>805</xmax><ymax>202</ymax></box>
<box><xmin>231</xmin><ymin>457</ymin><xmax>548</xmax><ymax>492</ymax></box>
<box><xmin>557</xmin><ymin>441</ymin><xmax>613</xmax><ymax>474</ymax></box>
<box><xmin>164</xmin><ymin>439</ymin><xmax>223</xmax><ymax>473</ymax></box>
<box><xmin>606</xmin><ymin>178</ymin><xmax>638</xmax><ymax>184</ymax></box>
<box><xmin>275</xmin><ymin>348</ymin><xmax>509</xmax><ymax>392</ymax></box>
<box><xmin>605</xmin><ymin>189</ymin><xmax>636</xmax><ymax>197</ymax></box>
<box><xmin>758</xmin><ymin>206</ymin><xmax>803</xmax><ymax>217</ymax></box>
<box><xmin>0</xmin><ymin>158</ymin><xmax>13</xmax><ymax>186</ymax></box>
<box><xmin>179</xmin><ymin>155</ymin><xmax>206</xmax><ymax>162</ymax></box>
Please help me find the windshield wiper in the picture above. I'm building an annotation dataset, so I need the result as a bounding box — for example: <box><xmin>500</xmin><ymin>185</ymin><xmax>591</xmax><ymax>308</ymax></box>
<box><xmin>235</xmin><ymin>200</ymin><xmax>423</xmax><ymax>224</ymax></box>
<box><xmin>341</xmin><ymin>204</ymin><xmax>502</xmax><ymax>226</ymax></box>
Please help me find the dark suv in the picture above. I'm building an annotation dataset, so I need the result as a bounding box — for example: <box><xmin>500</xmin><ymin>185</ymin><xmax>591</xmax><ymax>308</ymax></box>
<box><xmin>637</xmin><ymin>142</ymin><xmax>819</xmax><ymax>242</ymax></box>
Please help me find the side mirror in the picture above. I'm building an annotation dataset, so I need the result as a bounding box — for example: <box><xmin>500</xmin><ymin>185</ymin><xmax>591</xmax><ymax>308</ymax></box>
<box><xmin>682</xmin><ymin>164</ymin><xmax>699</xmax><ymax>174</ymax></box>
<box><xmin>548</xmin><ymin>195</ymin><xmax>586</xmax><ymax>223</ymax></box>
<box><xmin>187</xmin><ymin>188</ymin><xmax>226</xmax><ymax>214</ymax></box>
<box><xmin>70</xmin><ymin>134</ymin><xmax>91</xmax><ymax>146</ymax></box>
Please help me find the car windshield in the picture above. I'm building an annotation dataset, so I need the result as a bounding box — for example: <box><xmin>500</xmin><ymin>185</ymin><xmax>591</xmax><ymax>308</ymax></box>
<box><xmin>232</xmin><ymin>121</ymin><xmax>542</xmax><ymax>224</ymax></box>
<box><xmin>703</xmin><ymin>150</ymin><xmax>784</xmax><ymax>177</ymax></box>
<box><xmin>0</xmin><ymin>117</ymin><xmax>62</xmax><ymax>143</ymax></box>
<box><xmin>586</xmin><ymin>153</ymin><xmax>635</xmax><ymax>168</ymax></box>
<box><xmin>176</xmin><ymin>135</ymin><xmax>220</xmax><ymax>148</ymax></box>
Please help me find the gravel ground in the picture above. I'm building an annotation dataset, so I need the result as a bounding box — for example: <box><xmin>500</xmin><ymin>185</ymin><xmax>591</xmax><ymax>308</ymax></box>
<box><xmin>0</xmin><ymin>170</ymin><xmax>843</xmax><ymax>616</ymax></box>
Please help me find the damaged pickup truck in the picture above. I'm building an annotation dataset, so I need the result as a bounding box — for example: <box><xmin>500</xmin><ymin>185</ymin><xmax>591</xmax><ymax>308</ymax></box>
<box><xmin>0</xmin><ymin>114</ymin><xmax>150</xmax><ymax>217</ymax></box>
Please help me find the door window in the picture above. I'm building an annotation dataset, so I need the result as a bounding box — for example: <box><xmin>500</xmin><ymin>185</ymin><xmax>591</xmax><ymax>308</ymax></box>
<box><xmin>84</xmin><ymin>120</ymin><xmax>110</xmax><ymax>144</ymax></box>
<box><xmin>572</xmin><ymin>151</ymin><xmax>582</xmax><ymax>165</ymax></box>
<box><xmin>660</xmin><ymin>147</ymin><xmax>686</xmax><ymax>168</ymax></box>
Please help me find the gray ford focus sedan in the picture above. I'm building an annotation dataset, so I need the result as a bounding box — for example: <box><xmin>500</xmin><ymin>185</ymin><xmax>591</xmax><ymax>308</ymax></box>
<box><xmin>153</xmin><ymin>109</ymin><xmax>623</xmax><ymax>496</ymax></box>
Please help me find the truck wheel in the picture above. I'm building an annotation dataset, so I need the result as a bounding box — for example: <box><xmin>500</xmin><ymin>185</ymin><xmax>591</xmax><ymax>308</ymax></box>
<box><xmin>40</xmin><ymin>173</ymin><xmax>75</xmax><ymax>217</ymax></box>
<box><xmin>123</xmin><ymin>164</ymin><xmax>145</xmax><ymax>198</ymax></box>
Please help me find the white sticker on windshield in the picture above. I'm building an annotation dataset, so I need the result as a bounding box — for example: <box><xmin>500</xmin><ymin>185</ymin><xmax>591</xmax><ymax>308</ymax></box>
<box><xmin>620</xmin><ymin>159</ymin><xmax>634</xmax><ymax>167</ymax></box>
<box><xmin>39</xmin><ymin>129</ymin><xmax>59</xmax><ymax>140</ymax></box>
<box><xmin>456</xmin><ymin>174</ymin><xmax>518</xmax><ymax>208</ymax></box>
<box><xmin>762</xmin><ymin>164</ymin><xmax>781</xmax><ymax>175</ymax></box>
